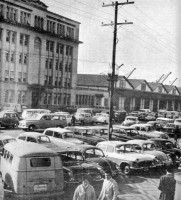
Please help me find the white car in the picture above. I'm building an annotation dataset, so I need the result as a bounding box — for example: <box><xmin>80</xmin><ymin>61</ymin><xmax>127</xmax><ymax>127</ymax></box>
<box><xmin>96</xmin><ymin>141</ymin><xmax>158</xmax><ymax>175</ymax></box>
<box><xmin>96</xmin><ymin>113</ymin><xmax>109</xmax><ymax>124</ymax></box>
<box><xmin>42</xmin><ymin>127</ymin><xmax>85</xmax><ymax>147</ymax></box>
<box><xmin>122</xmin><ymin>116</ymin><xmax>139</xmax><ymax>126</ymax></box>
<box><xmin>74</xmin><ymin>113</ymin><xmax>96</xmax><ymax>125</ymax></box>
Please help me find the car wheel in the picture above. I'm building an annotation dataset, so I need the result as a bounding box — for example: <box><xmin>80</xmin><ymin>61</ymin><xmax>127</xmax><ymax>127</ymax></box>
<box><xmin>122</xmin><ymin>164</ymin><xmax>131</xmax><ymax>175</ymax></box>
<box><xmin>12</xmin><ymin>123</ymin><xmax>18</xmax><ymax>129</ymax></box>
<box><xmin>28</xmin><ymin>125</ymin><xmax>35</xmax><ymax>132</ymax></box>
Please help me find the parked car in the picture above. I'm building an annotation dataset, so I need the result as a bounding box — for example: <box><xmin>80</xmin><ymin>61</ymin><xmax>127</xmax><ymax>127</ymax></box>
<box><xmin>66</xmin><ymin>144</ymin><xmax>121</xmax><ymax>178</ymax></box>
<box><xmin>174</xmin><ymin>118</ymin><xmax>181</xmax><ymax>128</ymax></box>
<box><xmin>131</xmin><ymin>124</ymin><xmax>169</xmax><ymax>139</ymax></box>
<box><xmin>0</xmin><ymin>135</ymin><xmax>16</xmax><ymax>154</ymax></box>
<box><xmin>126</xmin><ymin>140</ymin><xmax>173</xmax><ymax>167</ymax></box>
<box><xmin>18</xmin><ymin>113</ymin><xmax>67</xmax><ymax>131</ymax></box>
<box><xmin>65</xmin><ymin>126</ymin><xmax>105</xmax><ymax>145</ymax></box>
<box><xmin>96</xmin><ymin>141</ymin><xmax>159</xmax><ymax>175</ymax></box>
<box><xmin>55</xmin><ymin>148</ymin><xmax>103</xmax><ymax>184</ymax></box>
<box><xmin>113</xmin><ymin>125</ymin><xmax>148</xmax><ymax>140</ymax></box>
<box><xmin>156</xmin><ymin>117</ymin><xmax>174</xmax><ymax>129</ymax></box>
<box><xmin>96</xmin><ymin>113</ymin><xmax>109</xmax><ymax>124</ymax></box>
<box><xmin>149</xmin><ymin>138</ymin><xmax>181</xmax><ymax>166</ymax></box>
<box><xmin>0</xmin><ymin>110</ymin><xmax>20</xmax><ymax>128</ymax></box>
<box><xmin>74</xmin><ymin>113</ymin><xmax>96</xmax><ymax>125</ymax></box>
<box><xmin>114</xmin><ymin>110</ymin><xmax>127</xmax><ymax>123</ymax></box>
<box><xmin>161</xmin><ymin>123</ymin><xmax>176</xmax><ymax>137</ymax></box>
<box><xmin>16</xmin><ymin>132</ymin><xmax>58</xmax><ymax>149</ymax></box>
<box><xmin>1</xmin><ymin>142</ymin><xmax>64</xmax><ymax>199</ymax></box>
<box><xmin>145</xmin><ymin>113</ymin><xmax>156</xmax><ymax>121</ymax></box>
<box><xmin>139</xmin><ymin>109</ymin><xmax>151</xmax><ymax>114</ymax></box>
<box><xmin>43</xmin><ymin>127</ymin><xmax>85</xmax><ymax>147</ymax></box>
<box><xmin>122</xmin><ymin>116</ymin><xmax>139</xmax><ymax>126</ymax></box>
<box><xmin>165</xmin><ymin>111</ymin><xmax>179</xmax><ymax>119</ymax></box>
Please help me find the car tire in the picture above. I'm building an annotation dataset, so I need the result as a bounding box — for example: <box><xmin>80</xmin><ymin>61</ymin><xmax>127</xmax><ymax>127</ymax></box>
<box><xmin>28</xmin><ymin>125</ymin><xmax>35</xmax><ymax>132</ymax></box>
<box><xmin>12</xmin><ymin>123</ymin><xmax>18</xmax><ymax>129</ymax></box>
<box><xmin>121</xmin><ymin>164</ymin><xmax>131</xmax><ymax>175</ymax></box>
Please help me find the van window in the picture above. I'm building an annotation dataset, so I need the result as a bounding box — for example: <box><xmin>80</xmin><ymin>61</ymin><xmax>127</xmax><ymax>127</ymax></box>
<box><xmin>18</xmin><ymin>136</ymin><xmax>26</xmax><ymax>141</ymax></box>
<box><xmin>54</xmin><ymin>132</ymin><xmax>60</xmax><ymax>138</ymax></box>
<box><xmin>52</xmin><ymin>116</ymin><xmax>59</xmax><ymax>120</ymax></box>
<box><xmin>30</xmin><ymin>158</ymin><xmax>51</xmax><ymax>167</ymax></box>
<box><xmin>27</xmin><ymin>137</ymin><xmax>37</xmax><ymax>143</ymax></box>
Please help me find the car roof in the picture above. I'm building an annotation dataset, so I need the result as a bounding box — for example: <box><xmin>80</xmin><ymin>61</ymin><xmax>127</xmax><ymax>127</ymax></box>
<box><xmin>126</xmin><ymin>139</ymin><xmax>154</xmax><ymax>145</ymax></box>
<box><xmin>4</xmin><ymin>142</ymin><xmax>58</xmax><ymax>157</ymax></box>
<box><xmin>149</xmin><ymin>138</ymin><xmax>170</xmax><ymax>142</ymax></box>
<box><xmin>17</xmin><ymin>132</ymin><xmax>45</xmax><ymax>137</ymax></box>
<box><xmin>0</xmin><ymin>135</ymin><xmax>15</xmax><ymax>140</ymax></box>
<box><xmin>66</xmin><ymin>144</ymin><xmax>101</xmax><ymax>151</ymax></box>
<box><xmin>131</xmin><ymin>124</ymin><xmax>152</xmax><ymax>127</ymax></box>
<box><xmin>157</xmin><ymin>117</ymin><xmax>174</xmax><ymax>121</ymax></box>
<box><xmin>113</xmin><ymin>125</ymin><xmax>136</xmax><ymax>130</ymax></box>
<box><xmin>44</xmin><ymin>127</ymin><xmax>73</xmax><ymax>133</ymax></box>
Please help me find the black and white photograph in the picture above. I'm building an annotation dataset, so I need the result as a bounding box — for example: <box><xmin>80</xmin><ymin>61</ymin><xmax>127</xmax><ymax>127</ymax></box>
<box><xmin>0</xmin><ymin>0</ymin><xmax>181</xmax><ymax>199</ymax></box>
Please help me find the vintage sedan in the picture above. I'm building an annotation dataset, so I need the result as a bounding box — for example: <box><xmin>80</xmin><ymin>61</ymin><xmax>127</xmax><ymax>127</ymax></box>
<box><xmin>149</xmin><ymin>138</ymin><xmax>181</xmax><ymax>166</ymax></box>
<box><xmin>96</xmin><ymin>141</ymin><xmax>159</xmax><ymax>175</ymax></box>
<box><xmin>55</xmin><ymin>148</ymin><xmax>103</xmax><ymax>184</ymax></box>
<box><xmin>16</xmin><ymin>132</ymin><xmax>58</xmax><ymax>149</ymax></box>
<box><xmin>113</xmin><ymin>125</ymin><xmax>148</xmax><ymax>140</ymax></box>
<box><xmin>131</xmin><ymin>124</ymin><xmax>169</xmax><ymax>139</ymax></box>
<box><xmin>18</xmin><ymin>113</ymin><xmax>67</xmax><ymax>131</ymax></box>
<box><xmin>126</xmin><ymin>140</ymin><xmax>173</xmax><ymax>167</ymax></box>
<box><xmin>96</xmin><ymin>113</ymin><xmax>109</xmax><ymax>124</ymax></box>
<box><xmin>74</xmin><ymin>113</ymin><xmax>96</xmax><ymax>125</ymax></box>
<box><xmin>122</xmin><ymin>116</ymin><xmax>139</xmax><ymax>126</ymax></box>
<box><xmin>65</xmin><ymin>144</ymin><xmax>121</xmax><ymax>178</ymax></box>
<box><xmin>43</xmin><ymin>127</ymin><xmax>85</xmax><ymax>147</ymax></box>
<box><xmin>65</xmin><ymin>126</ymin><xmax>105</xmax><ymax>145</ymax></box>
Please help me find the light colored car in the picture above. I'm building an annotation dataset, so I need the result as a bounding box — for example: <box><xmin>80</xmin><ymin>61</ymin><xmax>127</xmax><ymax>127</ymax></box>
<box><xmin>174</xmin><ymin>118</ymin><xmax>181</xmax><ymax>128</ymax></box>
<box><xmin>0</xmin><ymin>135</ymin><xmax>16</xmax><ymax>154</ymax></box>
<box><xmin>21</xmin><ymin>109</ymin><xmax>51</xmax><ymax>119</ymax></box>
<box><xmin>74</xmin><ymin>113</ymin><xmax>96</xmax><ymax>125</ymax></box>
<box><xmin>156</xmin><ymin>117</ymin><xmax>174</xmax><ymax>127</ymax></box>
<box><xmin>131</xmin><ymin>124</ymin><xmax>169</xmax><ymax>139</ymax></box>
<box><xmin>16</xmin><ymin>132</ymin><xmax>58</xmax><ymax>149</ymax></box>
<box><xmin>43</xmin><ymin>127</ymin><xmax>85</xmax><ymax>147</ymax></box>
<box><xmin>18</xmin><ymin>113</ymin><xmax>67</xmax><ymax>131</ymax></box>
<box><xmin>96</xmin><ymin>113</ymin><xmax>109</xmax><ymax>124</ymax></box>
<box><xmin>122</xmin><ymin>116</ymin><xmax>139</xmax><ymax>126</ymax></box>
<box><xmin>96</xmin><ymin>141</ymin><xmax>158</xmax><ymax>175</ymax></box>
<box><xmin>126</xmin><ymin>140</ymin><xmax>173</xmax><ymax>167</ymax></box>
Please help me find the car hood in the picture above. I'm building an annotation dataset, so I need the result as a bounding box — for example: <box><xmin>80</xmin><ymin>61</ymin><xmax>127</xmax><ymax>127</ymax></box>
<box><xmin>144</xmin><ymin>150</ymin><xmax>168</xmax><ymax>161</ymax></box>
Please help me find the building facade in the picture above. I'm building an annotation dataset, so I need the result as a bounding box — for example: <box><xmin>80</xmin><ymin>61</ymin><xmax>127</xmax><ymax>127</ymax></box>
<box><xmin>0</xmin><ymin>0</ymin><xmax>81</xmax><ymax>112</ymax></box>
<box><xmin>76</xmin><ymin>74</ymin><xmax>181</xmax><ymax>113</ymax></box>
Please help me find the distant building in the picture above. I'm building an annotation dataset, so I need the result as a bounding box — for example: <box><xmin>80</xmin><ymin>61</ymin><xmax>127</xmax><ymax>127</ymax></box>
<box><xmin>76</xmin><ymin>74</ymin><xmax>181</xmax><ymax>112</ymax></box>
<box><xmin>0</xmin><ymin>0</ymin><xmax>81</xmax><ymax>112</ymax></box>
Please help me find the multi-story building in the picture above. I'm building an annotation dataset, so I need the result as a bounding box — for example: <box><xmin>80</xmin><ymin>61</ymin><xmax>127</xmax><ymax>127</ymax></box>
<box><xmin>0</xmin><ymin>0</ymin><xmax>81</xmax><ymax>112</ymax></box>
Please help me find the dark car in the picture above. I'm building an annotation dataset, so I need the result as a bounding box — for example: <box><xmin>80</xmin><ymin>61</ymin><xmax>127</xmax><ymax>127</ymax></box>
<box><xmin>149</xmin><ymin>138</ymin><xmax>181</xmax><ymax>167</ymax></box>
<box><xmin>63</xmin><ymin>145</ymin><xmax>121</xmax><ymax>178</ymax></box>
<box><xmin>113</xmin><ymin>126</ymin><xmax>148</xmax><ymax>141</ymax></box>
<box><xmin>55</xmin><ymin>148</ymin><xmax>103</xmax><ymax>184</ymax></box>
<box><xmin>0</xmin><ymin>110</ymin><xmax>20</xmax><ymax>128</ymax></box>
<box><xmin>65</xmin><ymin>126</ymin><xmax>105</xmax><ymax>145</ymax></box>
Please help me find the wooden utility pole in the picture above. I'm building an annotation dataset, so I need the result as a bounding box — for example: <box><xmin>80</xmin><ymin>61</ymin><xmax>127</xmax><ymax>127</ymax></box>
<box><xmin>102</xmin><ymin>1</ymin><xmax>134</xmax><ymax>140</ymax></box>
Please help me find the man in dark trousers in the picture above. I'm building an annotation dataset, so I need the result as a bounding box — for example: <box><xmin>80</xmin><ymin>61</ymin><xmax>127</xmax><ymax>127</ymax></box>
<box><xmin>158</xmin><ymin>166</ymin><xmax>176</xmax><ymax>200</ymax></box>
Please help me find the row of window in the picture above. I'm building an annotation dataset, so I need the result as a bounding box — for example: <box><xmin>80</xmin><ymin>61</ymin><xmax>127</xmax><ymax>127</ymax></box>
<box><xmin>44</xmin><ymin>76</ymin><xmax>71</xmax><ymax>88</ymax></box>
<box><xmin>0</xmin><ymin>4</ymin><xmax>75</xmax><ymax>39</ymax></box>
<box><xmin>42</xmin><ymin>93</ymin><xmax>71</xmax><ymax>105</ymax></box>
<box><xmin>45</xmin><ymin>59</ymin><xmax>72</xmax><ymax>72</ymax></box>
<box><xmin>5</xmin><ymin>30</ymin><xmax>29</xmax><ymax>46</ymax></box>
<box><xmin>5</xmin><ymin>51</ymin><xmax>28</xmax><ymax>64</ymax></box>
<box><xmin>76</xmin><ymin>95</ymin><xmax>95</xmax><ymax>106</ymax></box>
<box><xmin>5</xmin><ymin>70</ymin><xmax>27</xmax><ymax>82</ymax></box>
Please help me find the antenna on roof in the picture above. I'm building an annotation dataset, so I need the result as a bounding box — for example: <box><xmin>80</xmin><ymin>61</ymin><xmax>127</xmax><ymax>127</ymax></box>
<box><xmin>161</xmin><ymin>72</ymin><xmax>172</xmax><ymax>84</ymax></box>
<box><xmin>126</xmin><ymin>68</ymin><xmax>136</xmax><ymax>78</ymax></box>
<box><xmin>156</xmin><ymin>74</ymin><xmax>164</xmax><ymax>83</ymax></box>
<box><xmin>170</xmin><ymin>78</ymin><xmax>177</xmax><ymax>85</ymax></box>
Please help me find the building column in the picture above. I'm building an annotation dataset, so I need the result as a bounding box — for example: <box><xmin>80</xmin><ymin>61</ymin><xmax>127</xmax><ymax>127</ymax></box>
<box><xmin>174</xmin><ymin>172</ymin><xmax>181</xmax><ymax>200</ymax></box>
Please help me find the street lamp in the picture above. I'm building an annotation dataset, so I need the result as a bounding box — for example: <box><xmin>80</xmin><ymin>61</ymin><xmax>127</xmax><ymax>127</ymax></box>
<box><xmin>107</xmin><ymin>64</ymin><xmax>123</xmax><ymax>140</ymax></box>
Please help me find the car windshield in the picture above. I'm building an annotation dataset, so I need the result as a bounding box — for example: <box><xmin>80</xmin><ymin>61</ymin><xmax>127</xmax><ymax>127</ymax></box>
<box><xmin>81</xmin><ymin>130</ymin><xmax>95</xmax><ymax>136</ymax></box>
<box><xmin>142</xmin><ymin>143</ymin><xmax>156</xmax><ymax>151</ymax></box>
<box><xmin>85</xmin><ymin>148</ymin><xmax>104</xmax><ymax>158</ymax></box>
<box><xmin>37</xmin><ymin>136</ymin><xmax>51</xmax><ymax>143</ymax></box>
<box><xmin>60</xmin><ymin>152</ymin><xmax>84</xmax><ymax>163</ymax></box>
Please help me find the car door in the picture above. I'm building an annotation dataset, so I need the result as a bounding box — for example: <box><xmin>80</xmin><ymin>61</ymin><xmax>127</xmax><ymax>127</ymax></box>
<box><xmin>2</xmin><ymin>113</ymin><xmax>11</xmax><ymax>127</ymax></box>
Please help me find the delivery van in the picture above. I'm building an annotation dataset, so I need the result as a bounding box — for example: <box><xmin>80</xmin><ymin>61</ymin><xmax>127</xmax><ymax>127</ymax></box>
<box><xmin>1</xmin><ymin>142</ymin><xmax>64</xmax><ymax>200</ymax></box>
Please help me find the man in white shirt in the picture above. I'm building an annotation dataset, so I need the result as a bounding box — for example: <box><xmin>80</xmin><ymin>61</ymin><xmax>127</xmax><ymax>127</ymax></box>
<box><xmin>98</xmin><ymin>171</ymin><xmax>120</xmax><ymax>200</ymax></box>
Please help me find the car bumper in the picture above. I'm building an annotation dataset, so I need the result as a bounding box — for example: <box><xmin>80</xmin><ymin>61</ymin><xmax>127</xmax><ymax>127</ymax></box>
<box><xmin>130</xmin><ymin>165</ymin><xmax>157</xmax><ymax>172</ymax></box>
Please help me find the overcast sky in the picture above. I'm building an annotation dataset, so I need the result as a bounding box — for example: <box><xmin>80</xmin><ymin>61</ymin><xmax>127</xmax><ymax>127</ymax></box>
<box><xmin>41</xmin><ymin>0</ymin><xmax>180</xmax><ymax>85</ymax></box>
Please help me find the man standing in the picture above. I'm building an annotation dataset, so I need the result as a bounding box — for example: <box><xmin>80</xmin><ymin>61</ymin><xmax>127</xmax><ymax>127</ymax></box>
<box><xmin>98</xmin><ymin>171</ymin><xmax>119</xmax><ymax>200</ymax></box>
<box><xmin>158</xmin><ymin>166</ymin><xmax>176</xmax><ymax>200</ymax></box>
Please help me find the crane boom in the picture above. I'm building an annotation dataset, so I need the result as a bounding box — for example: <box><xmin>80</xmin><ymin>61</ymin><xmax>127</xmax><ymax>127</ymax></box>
<box><xmin>127</xmin><ymin>68</ymin><xmax>136</xmax><ymax>78</ymax></box>
<box><xmin>156</xmin><ymin>74</ymin><xmax>164</xmax><ymax>83</ymax></box>
<box><xmin>161</xmin><ymin>72</ymin><xmax>172</xmax><ymax>84</ymax></box>
<box><xmin>170</xmin><ymin>78</ymin><xmax>177</xmax><ymax>85</ymax></box>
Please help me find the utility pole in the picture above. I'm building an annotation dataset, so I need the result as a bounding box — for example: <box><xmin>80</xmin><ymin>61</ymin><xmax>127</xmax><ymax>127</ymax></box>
<box><xmin>102</xmin><ymin>1</ymin><xmax>134</xmax><ymax>140</ymax></box>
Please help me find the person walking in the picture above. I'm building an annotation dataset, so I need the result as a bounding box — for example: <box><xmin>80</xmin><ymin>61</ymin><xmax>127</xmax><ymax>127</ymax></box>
<box><xmin>98</xmin><ymin>171</ymin><xmax>119</xmax><ymax>200</ymax></box>
<box><xmin>158</xmin><ymin>166</ymin><xmax>176</xmax><ymax>200</ymax></box>
<box><xmin>73</xmin><ymin>175</ymin><xmax>96</xmax><ymax>200</ymax></box>
<box><xmin>71</xmin><ymin>114</ymin><xmax>76</xmax><ymax>126</ymax></box>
